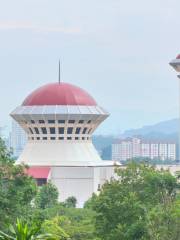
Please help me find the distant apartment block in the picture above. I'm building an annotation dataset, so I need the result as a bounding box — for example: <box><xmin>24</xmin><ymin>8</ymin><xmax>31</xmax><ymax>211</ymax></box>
<box><xmin>112</xmin><ymin>137</ymin><xmax>176</xmax><ymax>162</ymax></box>
<box><xmin>9</xmin><ymin>120</ymin><xmax>27</xmax><ymax>157</ymax></box>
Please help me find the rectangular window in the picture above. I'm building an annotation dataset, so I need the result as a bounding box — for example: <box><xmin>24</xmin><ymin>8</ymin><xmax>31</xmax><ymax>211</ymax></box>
<box><xmin>48</xmin><ymin>120</ymin><xmax>55</xmax><ymax>124</ymax></box>
<box><xmin>41</xmin><ymin>127</ymin><xmax>47</xmax><ymax>134</ymax></box>
<box><xmin>88</xmin><ymin>128</ymin><xmax>92</xmax><ymax>134</ymax></box>
<box><xmin>82</xmin><ymin>128</ymin><xmax>87</xmax><ymax>134</ymax></box>
<box><xmin>59</xmin><ymin>137</ymin><xmax>64</xmax><ymax>140</ymax></box>
<box><xmin>68</xmin><ymin>120</ymin><xmax>75</xmax><ymax>124</ymax></box>
<box><xmin>67</xmin><ymin>127</ymin><xmax>73</xmax><ymax>134</ymax></box>
<box><xmin>75</xmin><ymin>137</ymin><xmax>79</xmax><ymax>140</ymax></box>
<box><xmin>78</xmin><ymin>120</ymin><xmax>84</xmax><ymax>124</ymax></box>
<box><xmin>59</xmin><ymin>127</ymin><xmax>64</xmax><ymax>134</ymax></box>
<box><xmin>39</xmin><ymin>120</ymin><xmax>45</xmax><ymax>124</ymax></box>
<box><xmin>75</xmin><ymin>127</ymin><xmax>81</xmax><ymax>134</ymax></box>
<box><xmin>58</xmin><ymin>120</ymin><xmax>65</xmax><ymax>124</ymax></box>
<box><xmin>82</xmin><ymin>137</ymin><xmax>85</xmax><ymax>140</ymax></box>
<box><xmin>51</xmin><ymin>137</ymin><xmax>56</xmax><ymax>140</ymax></box>
<box><xmin>34</xmin><ymin>127</ymin><xmax>39</xmax><ymax>134</ymax></box>
<box><xmin>43</xmin><ymin>137</ymin><xmax>47</xmax><ymax>140</ymax></box>
<box><xmin>31</xmin><ymin>120</ymin><xmax>35</xmax><ymax>124</ymax></box>
<box><xmin>87</xmin><ymin>120</ymin><xmax>91</xmax><ymax>124</ymax></box>
<box><xmin>29</xmin><ymin>128</ymin><xmax>33</xmax><ymax>134</ymax></box>
<box><xmin>67</xmin><ymin>137</ymin><xmax>72</xmax><ymax>140</ymax></box>
<box><xmin>37</xmin><ymin>137</ymin><xmax>40</xmax><ymax>140</ymax></box>
<box><xmin>37</xmin><ymin>178</ymin><xmax>47</xmax><ymax>186</ymax></box>
<box><xmin>50</xmin><ymin>127</ymin><xmax>56</xmax><ymax>134</ymax></box>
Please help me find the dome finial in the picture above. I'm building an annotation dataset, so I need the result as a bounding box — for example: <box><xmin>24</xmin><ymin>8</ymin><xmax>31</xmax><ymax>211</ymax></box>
<box><xmin>58</xmin><ymin>60</ymin><xmax>61</xmax><ymax>84</ymax></box>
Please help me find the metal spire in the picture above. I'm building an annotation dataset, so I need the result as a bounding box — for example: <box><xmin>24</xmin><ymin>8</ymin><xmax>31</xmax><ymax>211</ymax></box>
<box><xmin>58</xmin><ymin>60</ymin><xmax>61</xmax><ymax>84</ymax></box>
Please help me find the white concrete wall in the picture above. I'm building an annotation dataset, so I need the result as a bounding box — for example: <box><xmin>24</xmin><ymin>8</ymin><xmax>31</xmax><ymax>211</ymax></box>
<box><xmin>50</xmin><ymin>166</ymin><xmax>115</xmax><ymax>207</ymax></box>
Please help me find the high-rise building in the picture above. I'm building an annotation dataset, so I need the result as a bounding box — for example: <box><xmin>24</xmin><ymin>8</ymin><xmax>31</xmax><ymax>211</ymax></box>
<box><xmin>112</xmin><ymin>137</ymin><xmax>176</xmax><ymax>161</ymax></box>
<box><xmin>11</xmin><ymin>82</ymin><xmax>117</xmax><ymax>207</ymax></box>
<box><xmin>9</xmin><ymin>120</ymin><xmax>27</xmax><ymax>157</ymax></box>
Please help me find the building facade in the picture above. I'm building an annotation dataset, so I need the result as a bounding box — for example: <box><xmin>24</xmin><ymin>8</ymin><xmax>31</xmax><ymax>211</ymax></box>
<box><xmin>112</xmin><ymin>137</ymin><xmax>176</xmax><ymax>162</ymax></box>
<box><xmin>11</xmin><ymin>82</ymin><xmax>117</xmax><ymax>207</ymax></box>
<box><xmin>9</xmin><ymin>120</ymin><xmax>27</xmax><ymax>157</ymax></box>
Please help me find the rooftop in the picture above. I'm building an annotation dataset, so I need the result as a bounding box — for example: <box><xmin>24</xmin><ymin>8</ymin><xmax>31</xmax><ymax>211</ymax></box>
<box><xmin>22</xmin><ymin>82</ymin><xmax>97</xmax><ymax>106</ymax></box>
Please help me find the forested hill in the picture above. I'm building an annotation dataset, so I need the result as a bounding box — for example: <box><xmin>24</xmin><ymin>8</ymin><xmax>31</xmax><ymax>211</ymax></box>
<box><xmin>93</xmin><ymin>119</ymin><xmax>179</xmax><ymax>160</ymax></box>
<box><xmin>122</xmin><ymin>118</ymin><xmax>178</xmax><ymax>138</ymax></box>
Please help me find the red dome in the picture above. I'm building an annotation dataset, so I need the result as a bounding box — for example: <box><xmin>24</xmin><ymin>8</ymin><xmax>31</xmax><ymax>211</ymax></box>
<box><xmin>22</xmin><ymin>83</ymin><xmax>97</xmax><ymax>106</ymax></box>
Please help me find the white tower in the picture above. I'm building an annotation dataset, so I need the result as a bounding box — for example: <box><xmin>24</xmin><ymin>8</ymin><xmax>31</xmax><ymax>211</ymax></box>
<box><xmin>169</xmin><ymin>54</ymin><xmax>180</xmax><ymax>161</ymax></box>
<box><xmin>10</xmin><ymin>82</ymin><xmax>116</xmax><ymax>206</ymax></box>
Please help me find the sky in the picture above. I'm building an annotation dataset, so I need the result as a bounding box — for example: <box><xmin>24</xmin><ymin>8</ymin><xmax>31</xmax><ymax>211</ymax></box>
<box><xmin>0</xmin><ymin>0</ymin><xmax>180</xmax><ymax>136</ymax></box>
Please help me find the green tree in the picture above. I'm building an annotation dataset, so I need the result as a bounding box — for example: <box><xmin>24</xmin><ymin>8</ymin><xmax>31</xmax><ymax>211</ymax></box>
<box><xmin>56</xmin><ymin>208</ymin><xmax>96</xmax><ymax>240</ymax></box>
<box><xmin>0</xmin><ymin>138</ymin><xmax>37</xmax><ymax>228</ymax></box>
<box><xmin>41</xmin><ymin>216</ymin><xmax>69</xmax><ymax>240</ymax></box>
<box><xmin>147</xmin><ymin>198</ymin><xmax>180</xmax><ymax>240</ymax></box>
<box><xmin>90</xmin><ymin>163</ymin><xmax>179</xmax><ymax>240</ymax></box>
<box><xmin>35</xmin><ymin>182</ymin><xmax>59</xmax><ymax>209</ymax></box>
<box><xmin>64</xmin><ymin>196</ymin><xmax>77</xmax><ymax>208</ymax></box>
<box><xmin>41</xmin><ymin>205</ymin><xmax>97</xmax><ymax>240</ymax></box>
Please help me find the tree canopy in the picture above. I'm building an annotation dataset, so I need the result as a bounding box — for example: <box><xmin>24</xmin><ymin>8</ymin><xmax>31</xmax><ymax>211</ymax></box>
<box><xmin>88</xmin><ymin>163</ymin><xmax>180</xmax><ymax>240</ymax></box>
<box><xmin>0</xmin><ymin>138</ymin><xmax>37</xmax><ymax>228</ymax></box>
<box><xmin>0</xmin><ymin>138</ymin><xmax>180</xmax><ymax>240</ymax></box>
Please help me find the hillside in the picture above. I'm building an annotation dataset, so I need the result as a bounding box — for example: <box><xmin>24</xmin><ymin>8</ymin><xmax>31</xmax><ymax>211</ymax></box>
<box><xmin>93</xmin><ymin>118</ymin><xmax>179</xmax><ymax>160</ymax></box>
<box><xmin>121</xmin><ymin>118</ymin><xmax>178</xmax><ymax>141</ymax></box>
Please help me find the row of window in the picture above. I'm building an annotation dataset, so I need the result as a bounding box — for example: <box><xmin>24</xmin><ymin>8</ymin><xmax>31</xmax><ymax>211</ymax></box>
<box><xmin>28</xmin><ymin>119</ymin><xmax>92</xmax><ymax>124</ymax></box>
<box><xmin>29</xmin><ymin>136</ymin><xmax>90</xmax><ymax>141</ymax></box>
<box><xmin>28</xmin><ymin>127</ymin><xmax>92</xmax><ymax>135</ymax></box>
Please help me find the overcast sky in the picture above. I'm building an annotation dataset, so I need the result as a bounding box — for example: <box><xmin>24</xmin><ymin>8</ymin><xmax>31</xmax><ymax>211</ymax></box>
<box><xmin>0</xmin><ymin>0</ymin><xmax>180</xmax><ymax>136</ymax></box>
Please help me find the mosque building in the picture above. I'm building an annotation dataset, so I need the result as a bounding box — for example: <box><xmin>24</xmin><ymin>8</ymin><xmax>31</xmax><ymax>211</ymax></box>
<box><xmin>11</xmin><ymin>80</ymin><xmax>116</xmax><ymax>207</ymax></box>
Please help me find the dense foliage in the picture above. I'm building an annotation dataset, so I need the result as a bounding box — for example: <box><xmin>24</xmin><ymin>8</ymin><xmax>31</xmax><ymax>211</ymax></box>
<box><xmin>0</xmin><ymin>138</ymin><xmax>180</xmax><ymax>239</ymax></box>
<box><xmin>87</xmin><ymin>163</ymin><xmax>180</xmax><ymax>240</ymax></box>
<box><xmin>0</xmin><ymin>138</ymin><xmax>37</xmax><ymax>228</ymax></box>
